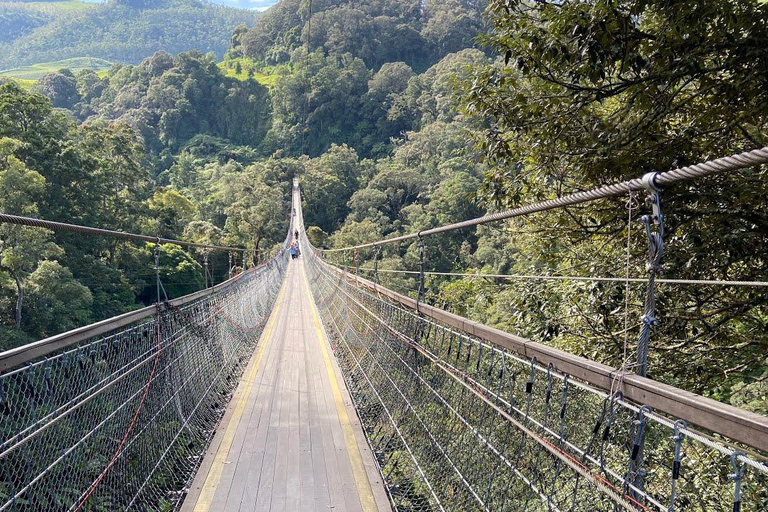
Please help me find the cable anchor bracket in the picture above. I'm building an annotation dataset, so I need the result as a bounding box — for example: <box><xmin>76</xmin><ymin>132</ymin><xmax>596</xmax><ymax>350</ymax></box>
<box><xmin>416</xmin><ymin>233</ymin><xmax>426</xmax><ymax>314</ymax></box>
<box><xmin>636</xmin><ymin>172</ymin><xmax>665</xmax><ymax>377</ymax></box>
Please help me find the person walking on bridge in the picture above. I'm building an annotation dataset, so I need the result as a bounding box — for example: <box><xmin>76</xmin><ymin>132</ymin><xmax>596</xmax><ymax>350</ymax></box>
<box><xmin>289</xmin><ymin>242</ymin><xmax>299</xmax><ymax>260</ymax></box>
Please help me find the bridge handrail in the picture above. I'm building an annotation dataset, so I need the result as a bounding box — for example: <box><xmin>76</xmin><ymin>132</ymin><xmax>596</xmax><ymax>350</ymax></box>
<box><xmin>322</xmin><ymin>261</ymin><xmax>768</xmax><ymax>453</ymax></box>
<box><xmin>0</xmin><ymin>260</ymin><xmax>277</xmax><ymax>373</ymax></box>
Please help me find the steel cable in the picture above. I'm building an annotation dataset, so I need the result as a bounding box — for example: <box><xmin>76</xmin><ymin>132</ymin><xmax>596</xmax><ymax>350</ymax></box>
<box><xmin>0</xmin><ymin>213</ymin><xmax>246</xmax><ymax>252</ymax></box>
<box><xmin>324</xmin><ymin>146</ymin><xmax>768</xmax><ymax>252</ymax></box>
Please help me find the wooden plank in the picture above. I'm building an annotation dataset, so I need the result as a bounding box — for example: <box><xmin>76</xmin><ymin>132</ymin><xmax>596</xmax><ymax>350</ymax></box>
<box><xmin>253</xmin><ymin>303</ymin><xmax>286</xmax><ymax>512</ymax></box>
<box><xmin>297</xmin><ymin>317</ymin><xmax>316</xmax><ymax>512</ymax></box>
<box><xmin>306</xmin><ymin>321</ymin><xmax>333</xmax><ymax>511</ymax></box>
<box><xmin>238</xmin><ymin>316</ymin><xmax>285</xmax><ymax>511</ymax></box>
<box><xmin>286</xmin><ymin>318</ymin><xmax>302</xmax><ymax>512</ymax></box>
<box><xmin>180</xmin><ymin>274</ymin><xmax>290</xmax><ymax>512</ymax></box>
<box><xmin>309</xmin><ymin>307</ymin><xmax>349</xmax><ymax>512</ymax></box>
<box><xmin>182</xmin><ymin>262</ymin><xmax>391</xmax><ymax>511</ymax></box>
<box><xmin>230</xmin><ymin>300</ymin><xmax>288</xmax><ymax>511</ymax></box>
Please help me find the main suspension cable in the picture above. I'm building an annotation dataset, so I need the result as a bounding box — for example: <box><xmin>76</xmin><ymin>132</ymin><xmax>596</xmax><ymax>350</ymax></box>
<box><xmin>0</xmin><ymin>212</ymin><xmax>246</xmax><ymax>252</ymax></box>
<box><xmin>324</xmin><ymin>146</ymin><xmax>768</xmax><ymax>252</ymax></box>
<box><xmin>346</xmin><ymin>267</ymin><xmax>768</xmax><ymax>288</ymax></box>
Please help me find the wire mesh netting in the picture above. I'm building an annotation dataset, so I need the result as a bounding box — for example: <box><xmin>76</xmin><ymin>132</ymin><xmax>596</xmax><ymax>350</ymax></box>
<box><xmin>305</xmin><ymin>251</ymin><xmax>768</xmax><ymax>512</ymax></box>
<box><xmin>0</xmin><ymin>256</ymin><xmax>287</xmax><ymax>511</ymax></box>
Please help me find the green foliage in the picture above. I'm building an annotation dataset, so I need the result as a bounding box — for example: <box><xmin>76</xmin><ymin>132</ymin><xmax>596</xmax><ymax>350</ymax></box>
<box><xmin>224</xmin><ymin>174</ymin><xmax>288</xmax><ymax>261</ymax></box>
<box><xmin>467</xmin><ymin>0</ymin><xmax>768</xmax><ymax>195</ymax></box>
<box><xmin>31</xmin><ymin>68</ymin><xmax>79</xmax><ymax>108</ymax></box>
<box><xmin>267</xmin><ymin>50</ymin><xmax>369</xmax><ymax>156</ymax></box>
<box><xmin>0</xmin><ymin>136</ymin><xmax>63</xmax><ymax>329</ymax></box>
<box><xmin>421</xmin><ymin>0</ymin><xmax>482</xmax><ymax>56</ymax></box>
<box><xmin>58</xmin><ymin>51</ymin><xmax>272</xmax><ymax>153</ymax></box>
<box><xmin>305</xmin><ymin>225</ymin><xmax>328</xmax><ymax>248</ymax></box>
<box><xmin>0</xmin><ymin>57</ymin><xmax>113</xmax><ymax>80</ymax></box>
<box><xmin>138</xmin><ymin>243</ymin><xmax>203</xmax><ymax>301</ymax></box>
<box><xmin>218</xmin><ymin>57</ymin><xmax>279</xmax><ymax>87</ymax></box>
<box><xmin>0</xmin><ymin>0</ymin><xmax>258</xmax><ymax>69</ymax></box>
<box><xmin>301</xmin><ymin>144</ymin><xmax>362</xmax><ymax>231</ymax></box>
<box><xmin>238</xmin><ymin>0</ymin><xmax>484</xmax><ymax>71</ymax></box>
<box><xmin>0</xmin><ymin>6</ymin><xmax>491</xmax><ymax>356</ymax></box>
<box><xmin>23</xmin><ymin>260</ymin><xmax>92</xmax><ymax>338</ymax></box>
<box><xmin>449</xmin><ymin>0</ymin><xmax>768</xmax><ymax>407</ymax></box>
<box><xmin>0</xmin><ymin>79</ymin><xmax>276</xmax><ymax>348</ymax></box>
<box><xmin>147</xmin><ymin>188</ymin><xmax>197</xmax><ymax>238</ymax></box>
<box><xmin>0</xmin><ymin>5</ymin><xmax>50</xmax><ymax>44</ymax></box>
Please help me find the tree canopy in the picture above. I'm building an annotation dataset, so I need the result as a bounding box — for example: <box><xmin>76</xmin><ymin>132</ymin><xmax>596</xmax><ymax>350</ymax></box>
<box><xmin>0</xmin><ymin>0</ymin><xmax>259</xmax><ymax>69</ymax></box>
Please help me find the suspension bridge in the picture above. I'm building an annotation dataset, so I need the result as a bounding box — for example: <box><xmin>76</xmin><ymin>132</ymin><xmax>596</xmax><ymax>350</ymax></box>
<box><xmin>0</xmin><ymin>150</ymin><xmax>767</xmax><ymax>512</ymax></box>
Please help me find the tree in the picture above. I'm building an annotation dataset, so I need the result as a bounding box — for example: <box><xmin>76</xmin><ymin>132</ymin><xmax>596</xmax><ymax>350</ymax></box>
<box><xmin>421</xmin><ymin>0</ymin><xmax>482</xmax><ymax>56</ymax></box>
<box><xmin>361</xmin><ymin>62</ymin><xmax>417</xmax><ymax>154</ymax></box>
<box><xmin>305</xmin><ymin>225</ymin><xmax>329</xmax><ymax>248</ymax></box>
<box><xmin>138</xmin><ymin>244</ymin><xmax>204</xmax><ymax>302</ymax></box>
<box><xmin>391</xmin><ymin>49</ymin><xmax>487</xmax><ymax>129</ymax></box>
<box><xmin>302</xmin><ymin>144</ymin><xmax>362</xmax><ymax>231</ymax></box>
<box><xmin>349</xmin><ymin>161</ymin><xmax>427</xmax><ymax>224</ymax></box>
<box><xmin>78</xmin><ymin>120</ymin><xmax>149</xmax><ymax>238</ymax></box>
<box><xmin>0</xmin><ymin>138</ymin><xmax>62</xmax><ymax>329</ymax></box>
<box><xmin>147</xmin><ymin>188</ymin><xmax>197</xmax><ymax>238</ymax></box>
<box><xmin>23</xmin><ymin>261</ymin><xmax>92</xmax><ymax>338</ymax></box>
<box><xmin>0</xmin><ymin>81</ymin><xmax>57</xmax><ymax>138</ymax></box>
<box><xmin>224</xmin><ymin>176</ymin><xmax>288</xmax><ymax>262</ymax></box>
<box><xmin>32</xmin><ymin>70</ymin><xmax>80</xmax><ymax>110</ymax></box>
<box><xmin>229</xmin><ymin>24</ymin><xmax>249</xmax><ymax>58</ymax></box>
<box><xmin>141</xmin><ymin>51</ymin><xmax>175</xmax><ymax>77</ymax></box>
<box><xmin>467</xmin><ymin>0</ymin><xmax>768</xmax><ymax>192</ymax></box>
<box><xmin>268</xmin><ymin>50</ymin><xmax>369</xmax><ymax>156</ymax></box>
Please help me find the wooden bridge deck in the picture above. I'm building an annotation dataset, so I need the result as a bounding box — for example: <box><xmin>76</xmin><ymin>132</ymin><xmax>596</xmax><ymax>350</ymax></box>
<box><xmin>181</xmin><ymin>260</ymin><xmax>391</xmax><ymax>512</ymax></box>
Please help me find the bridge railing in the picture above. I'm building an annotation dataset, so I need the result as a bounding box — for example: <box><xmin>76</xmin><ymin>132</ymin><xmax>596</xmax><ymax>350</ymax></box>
<box><xmin>0</xmin><ymin>251</ymin><xmax>288</xmax><ymax>511</ymax></box>
<box><xmin>303</xmin><ymin>243</ymin><xmax>768</xmax><ymax>512</ymax></box>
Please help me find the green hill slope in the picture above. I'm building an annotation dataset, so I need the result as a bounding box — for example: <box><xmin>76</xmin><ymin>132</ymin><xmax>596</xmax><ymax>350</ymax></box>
<box><xmin>0</xmin><ymin>0</ymin><xmax>259</xmax><ymax>69</ymax></box>
<box><xmin>0</xmin><ymin>57</ymin><xmax>113</xmax><ymax>78</ymax></box>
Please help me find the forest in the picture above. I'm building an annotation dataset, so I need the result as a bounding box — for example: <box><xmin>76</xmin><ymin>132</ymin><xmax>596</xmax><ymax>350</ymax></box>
<box><xmin>0</xmin><ymin>0</ymin><xmax>259</xmax><ymax>70</ymax></box>
<box><xmin>1</xmin><ymin>0</ymin><xmax>767</xmax><ymax>423</ymax></box>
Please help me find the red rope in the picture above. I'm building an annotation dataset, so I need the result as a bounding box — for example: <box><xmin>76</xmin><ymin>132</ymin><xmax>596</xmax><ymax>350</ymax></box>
<box><xmin>73</xmin><ymin>305</ymin><xmax>164</xmax><ymax>511</ymax></box>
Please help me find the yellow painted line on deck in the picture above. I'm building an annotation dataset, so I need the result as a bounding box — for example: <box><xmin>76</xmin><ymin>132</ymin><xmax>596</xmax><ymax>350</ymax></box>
<box><xmin>300</xmin><ymin>261</ymin><xmax>378</xmax><ymax>512</ymax></box>
<box><xmin>193</xmin><ymin>270</ymin><xmax>290</xmax><ymax>512</ymax></box>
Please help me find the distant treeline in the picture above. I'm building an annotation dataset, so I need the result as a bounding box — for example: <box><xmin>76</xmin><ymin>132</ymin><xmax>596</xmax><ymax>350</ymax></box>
<box><xmin>0</xmin><ymin>0</ymin><xmax>258</xmax><ymax>69</ymax></box>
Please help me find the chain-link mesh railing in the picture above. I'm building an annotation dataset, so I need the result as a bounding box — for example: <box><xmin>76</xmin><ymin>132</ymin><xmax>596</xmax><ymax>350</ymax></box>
<box><xmin>305</xmin><ymin>251</ymin><xmax>768</xmax><ymax>512</ymax></box>
<box><xmin>0</xmin><ymin>254</ymin><xmax>287</xmax><ymax>511</ymax></box>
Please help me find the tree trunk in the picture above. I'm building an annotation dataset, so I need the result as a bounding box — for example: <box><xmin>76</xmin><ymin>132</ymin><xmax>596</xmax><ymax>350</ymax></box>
<box><xmin>14</xmin><ymin>274</ymin><xmax>23</xmax><ymax>330</ymax></box>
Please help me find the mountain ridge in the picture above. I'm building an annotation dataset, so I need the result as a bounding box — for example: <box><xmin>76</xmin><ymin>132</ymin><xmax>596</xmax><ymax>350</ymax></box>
<box><xmin>0</xmin><ymin>0</ymin><xmax>261</xmax><ymax>68</ymax></box>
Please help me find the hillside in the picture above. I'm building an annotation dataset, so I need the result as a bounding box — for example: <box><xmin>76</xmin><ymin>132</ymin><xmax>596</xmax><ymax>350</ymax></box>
<box><xmin>0</xmin><ymin>56</ymin><xmax>113</xmax><ymax>79</ymax></box>
<box><xmin>0</xmin><ymin>0</ymin><xmax>259</xmax><ymax>69</ymax></box>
